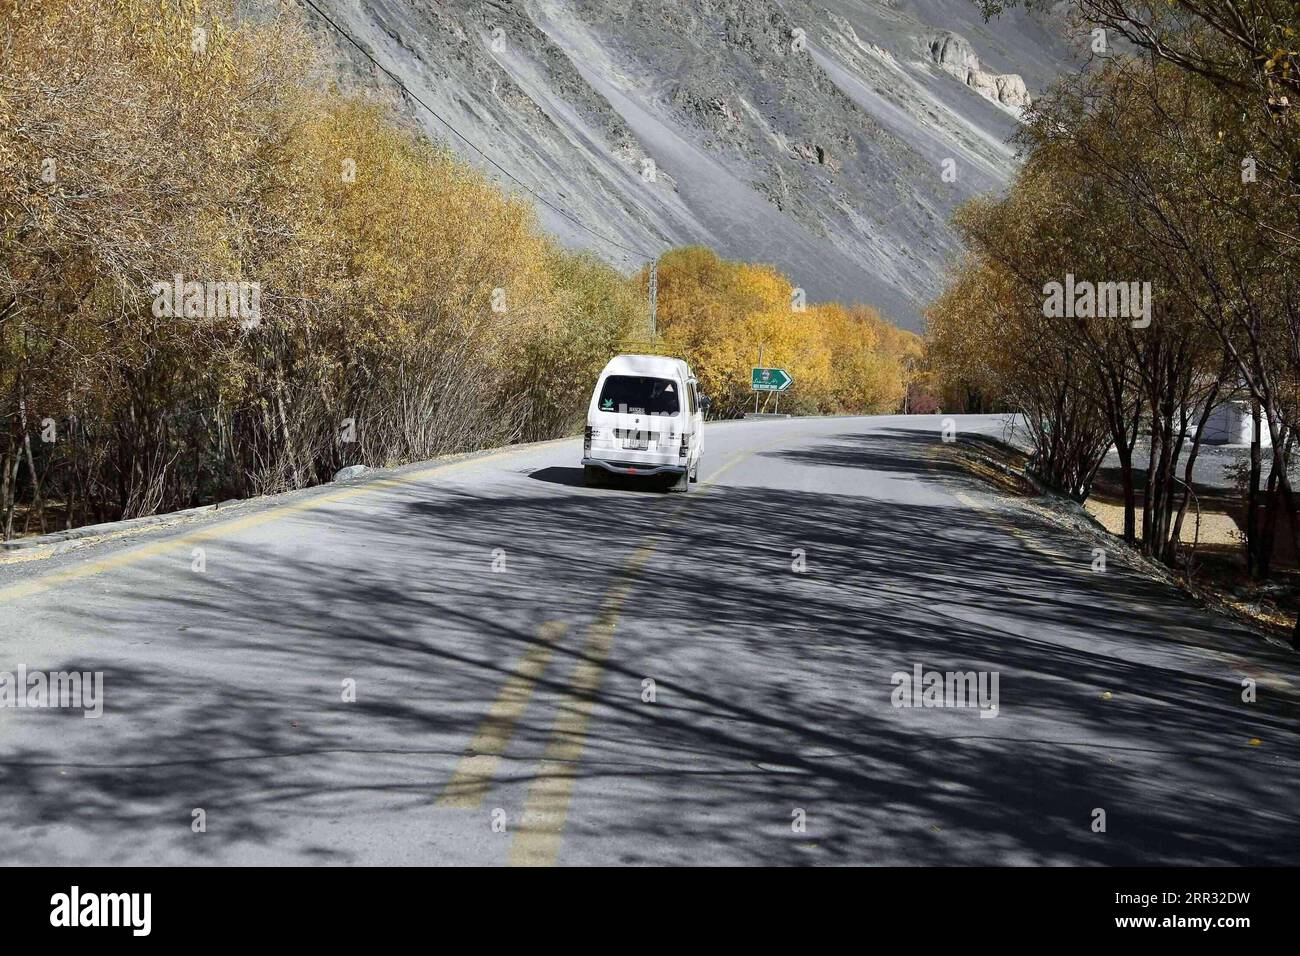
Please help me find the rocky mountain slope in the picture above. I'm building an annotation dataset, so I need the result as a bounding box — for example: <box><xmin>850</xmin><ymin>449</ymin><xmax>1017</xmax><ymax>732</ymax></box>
<box><xmin>301</xmin><ymin>0</ymin><xmax>1073</xmax><ymax>329</ymax></box>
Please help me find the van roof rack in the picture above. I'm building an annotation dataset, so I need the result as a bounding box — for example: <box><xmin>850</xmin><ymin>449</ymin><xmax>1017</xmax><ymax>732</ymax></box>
<box><xmin>618</xmin><ymin>340</ymin><xmax>676</xmax><ymax>356</ymax></box>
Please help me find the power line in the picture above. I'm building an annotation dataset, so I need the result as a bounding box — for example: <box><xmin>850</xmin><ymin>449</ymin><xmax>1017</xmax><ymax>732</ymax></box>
<box><xmin>296</xmin><ymin>0</ymin><xmax>661</xmax><ymax>264</ymax></box>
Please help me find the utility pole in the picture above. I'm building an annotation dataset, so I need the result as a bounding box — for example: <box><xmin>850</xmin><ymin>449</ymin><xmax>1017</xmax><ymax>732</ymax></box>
<box><xmin>755</xmin><ymin>343</ymin><xmax>763</xmax><ymax>414</ymax></box>
<box><xmin>648</xmin><ymin>258</ymin><xmax>658</xmax><ymax>344</ymax></box>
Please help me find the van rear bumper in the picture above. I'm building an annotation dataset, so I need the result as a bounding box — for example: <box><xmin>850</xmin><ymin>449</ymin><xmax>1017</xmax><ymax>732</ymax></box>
<box><xmin>582</xmin><ymin>457</ymin><xmax>685</xmax><ymax>477</ymax></box>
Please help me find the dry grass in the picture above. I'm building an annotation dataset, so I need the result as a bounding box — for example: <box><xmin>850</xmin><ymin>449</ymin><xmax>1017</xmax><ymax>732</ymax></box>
<box><xmin>944</xmin><ymin>434</ymin><xmax>1038</xmax><ymax>498</ymax></box>
<box><xmin>1084</xmin><ymin>498</ymin><xmax>1241</xmax><ymax>547</ymax></box>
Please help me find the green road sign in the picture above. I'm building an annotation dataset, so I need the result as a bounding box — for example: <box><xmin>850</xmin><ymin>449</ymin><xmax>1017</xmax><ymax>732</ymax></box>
<box><xmin>752</xmin><ymin>367</ymin><xmax>793</xmax><ymax>392</ymax></box>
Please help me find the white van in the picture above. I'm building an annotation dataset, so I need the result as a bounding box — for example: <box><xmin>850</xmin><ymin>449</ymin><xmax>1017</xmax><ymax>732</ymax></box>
<box><xmin>582</xmin><ymin>354</ymin><xmax>704</xmax><ymax>492</ymax></box>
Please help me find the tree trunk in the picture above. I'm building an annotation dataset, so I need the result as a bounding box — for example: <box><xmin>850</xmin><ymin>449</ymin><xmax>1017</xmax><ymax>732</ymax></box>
<box><xmin>1142</xmin><ymin>412</ymin><xmax>1160</xmax><ymax>555</ymax></box>
<box><xmin>1247</xmin><ymin>400</ymin><xmax>1263</xmax><ymax>577</ymax></box>
<box><xmin>17</xmin><ymin>377</ymin><xmax>45</xmax><ymax>534</ymax></box>
<box><xmin>1168</xmin><ymin>379</ymin><xmax>1220</xmax><ymax>564</ymax></box>
<box><xmin>0</xmin><ymin>431</ymin><xmax>14</xmax><ymax>541</ymax></box>
<box><xmin>1258</xmin><ymin>460</ymin><xmax>1280</xmax><ymax>580</ymax></box>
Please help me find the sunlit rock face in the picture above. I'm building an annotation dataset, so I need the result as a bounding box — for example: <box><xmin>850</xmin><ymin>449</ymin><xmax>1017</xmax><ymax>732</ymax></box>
<box><xmin>928</xmin><ymin>29</ymin><xmax>1034</xmax><ymax>115</ymax></box>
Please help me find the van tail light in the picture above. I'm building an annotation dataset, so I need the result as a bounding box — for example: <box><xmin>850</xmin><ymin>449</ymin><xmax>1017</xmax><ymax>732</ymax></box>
<box><xmin>679</xmin><ymin>434</ymin><xmax>689</xmax><ymax>459</ymax></box>
<box><xmin>584</xmin><ymin>426</ymin><xmax>593</xmax><ymax>450</ymax></box>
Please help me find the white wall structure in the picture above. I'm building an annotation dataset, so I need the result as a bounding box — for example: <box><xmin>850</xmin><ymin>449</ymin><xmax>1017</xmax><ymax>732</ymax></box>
<box><xmin>1204</xmin><ymin>399</ymin><xmax>1272</xmax><ymax>446</ymax></box>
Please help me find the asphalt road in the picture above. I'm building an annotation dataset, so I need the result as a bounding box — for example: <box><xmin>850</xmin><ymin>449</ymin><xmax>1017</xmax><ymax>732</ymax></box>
<box><xmin>1</xmin><ymin>414</ymin><xmax>1297</xmax><ymax>865</ymax></box>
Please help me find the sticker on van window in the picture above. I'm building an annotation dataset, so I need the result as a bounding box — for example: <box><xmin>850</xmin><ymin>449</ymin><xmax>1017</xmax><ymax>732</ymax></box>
<box><xmin>601</xmin><ymin>398</ymin><xmax>614</xmax><ymax>410</ymax></box>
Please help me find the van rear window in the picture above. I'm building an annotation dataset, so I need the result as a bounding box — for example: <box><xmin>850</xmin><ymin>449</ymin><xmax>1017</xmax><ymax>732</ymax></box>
<box><xmin>597</xmin><ymin>376</ymin><xmax>680</xmax><ymax>415</ymax></box>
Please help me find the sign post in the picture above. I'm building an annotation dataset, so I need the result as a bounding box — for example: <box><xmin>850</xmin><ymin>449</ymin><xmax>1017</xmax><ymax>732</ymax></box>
<box><xmin>752</xmin><ymin>366</ymin><xmax>793</xmax><ymax>414</ymax></box>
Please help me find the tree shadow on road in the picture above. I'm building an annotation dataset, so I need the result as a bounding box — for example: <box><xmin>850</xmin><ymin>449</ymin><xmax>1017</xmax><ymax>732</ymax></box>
<box><xmin>2</xmin><ymin>424</ymin><xmax>1298</xmax><ymax>864</ymax></box>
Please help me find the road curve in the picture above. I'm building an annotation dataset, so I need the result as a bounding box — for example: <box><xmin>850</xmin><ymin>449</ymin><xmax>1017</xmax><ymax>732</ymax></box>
<box><xmin>1</xmin><ymin>414</ymin><xmax>1297</xmax><ymax>865</ymax></box>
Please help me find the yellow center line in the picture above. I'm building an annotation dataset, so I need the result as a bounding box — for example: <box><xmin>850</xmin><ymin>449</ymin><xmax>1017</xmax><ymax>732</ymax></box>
<box><xmin>437</xmin><ymin>620</ymin><xmax>568</xmax><ymax>809</ymax></box>
<box><xmin>507</xmin><ymin>430</ymin><xmax>807</xmax><ymax>867</ymax></box>
<box><xmin>505</xmin><ymin>548</ymin><xmax>656</xmax><ymax>867</ymax></box>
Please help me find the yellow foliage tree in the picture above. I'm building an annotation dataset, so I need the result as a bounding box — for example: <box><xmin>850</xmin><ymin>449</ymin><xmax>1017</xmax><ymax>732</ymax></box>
<box><xmin>649</xmin><ymin>248</ymin><xmax>912</xmax><ymax>417</ymax></box>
